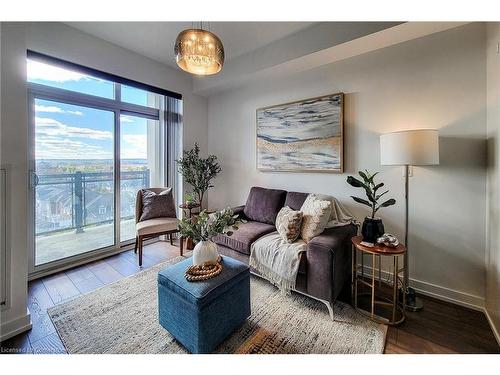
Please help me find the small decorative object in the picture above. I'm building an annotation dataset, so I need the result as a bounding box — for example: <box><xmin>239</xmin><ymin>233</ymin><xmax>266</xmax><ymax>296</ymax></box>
<box><xmin>256</xmin><ymin>93</ymin><xmax>344</xmax><ymax>172</ymax></box>
<box><xmin>176</xmin><ymin>143</ymin><xmax>221</xmax><ymax>209</ymax></box>
<box><xmin>174</xmin><ymin>23</ymin><xmax>225</xmax><ymax>76</ymax></box>
<box><xmin>360</xmin><ymin>241</ymin><xmax>375</xmax><ymax>248</ymax></box>
<box><xmin>178</xmin><ymin>208</ymin><xmax>243</xmax><ymax>267</ymax></box>
<box><xmin>376</xmin><ymin>233</ymin><xmax>400</xmax><ymax>248</ymax></box>
<box><xmin>347</xmin><ymin>170</ymin><xmax>396</xmax><ymax>243</ymax></box>
<box><xmin>185</xmin><ymin>256</ymin><xmax>223</xmax><ymax>282</ymax></box>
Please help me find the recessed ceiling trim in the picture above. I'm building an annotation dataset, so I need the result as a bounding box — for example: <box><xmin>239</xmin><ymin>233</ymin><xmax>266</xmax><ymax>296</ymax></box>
<box><xmin>192</xmin><ymin>22</ymin><xmax>469</xmax><ymax>96</ymax></box>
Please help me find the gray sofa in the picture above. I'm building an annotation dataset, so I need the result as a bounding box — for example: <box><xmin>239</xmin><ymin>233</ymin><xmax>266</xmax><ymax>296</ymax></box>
<box><xmin>213</xmin><ymin>187</ymin><xmax>357</xmax><ymax>318</ymax></box>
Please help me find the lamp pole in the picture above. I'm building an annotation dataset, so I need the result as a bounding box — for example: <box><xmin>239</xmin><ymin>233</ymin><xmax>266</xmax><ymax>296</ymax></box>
<box><xmin>381</xmin><ymin>129</ymin><xmax>439</xmax><ymax>312</ymax></box>
<box><xmin>403</xmin><ymin>164</ymin><xmax>423</xmax><ymax>311</ymax></box>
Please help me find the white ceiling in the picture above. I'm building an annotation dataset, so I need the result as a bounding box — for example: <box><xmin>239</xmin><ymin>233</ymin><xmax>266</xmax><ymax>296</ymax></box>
<box><xmin>66</xmin><ymin>22</ymin><xmax>315</xmax><ymax>68</ymax></box>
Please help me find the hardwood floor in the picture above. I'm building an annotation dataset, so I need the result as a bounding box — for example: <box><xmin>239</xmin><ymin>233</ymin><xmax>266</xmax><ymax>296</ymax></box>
<box><xmin>1</xmin><ymin>240</ymin><xmax>181</xmax><ymax>355</ymax></box>
<box><xmin>1</xmin><ymin>240</ymin><xmax>499</xmax><ymax>354</ymax></box>
<box><xmin>385</xmin><ymin>296</ymin><xmax>500</xmax><ymax>353</ymax></box>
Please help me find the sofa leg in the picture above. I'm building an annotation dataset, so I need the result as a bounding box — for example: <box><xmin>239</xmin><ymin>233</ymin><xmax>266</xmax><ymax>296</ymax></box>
<box><xmin>324</xmin><ymin>301</ymin><xmax>335</xmax><ymax>320</ymax></box>
<box><xmin>169</xmin><ymin>233</ymin><xmax>173</xmax><ymax>246</ymax></box>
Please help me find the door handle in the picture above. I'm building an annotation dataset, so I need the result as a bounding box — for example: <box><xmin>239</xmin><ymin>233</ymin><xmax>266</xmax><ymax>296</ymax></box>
<box><xmin>29</xmin><ymin>170</ymin><xmax>39</xmax><ymax>189</ymax></box>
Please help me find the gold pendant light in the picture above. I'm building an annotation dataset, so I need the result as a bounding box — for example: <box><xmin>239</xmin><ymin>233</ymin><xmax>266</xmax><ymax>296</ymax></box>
<box><xmin>174</xmin><ymin>23</ymin><xmax>224</xmax><ymax>76</ymax></box>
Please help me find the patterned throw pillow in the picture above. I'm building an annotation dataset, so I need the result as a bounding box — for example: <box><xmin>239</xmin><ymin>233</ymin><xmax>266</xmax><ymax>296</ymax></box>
<box><xmin>139</xmin><ymin>188</ymin><xmax>177</xmax><ymax>222</ymax></box>
<box><xmin>300</xmin><ymin>194</ymin><xmax>332</xmax><ymax>243</ymax></box>
<box><xmin>275</xmin><ymin>206</ymin><xmax>303</xmax><ymax>243</ymax></box>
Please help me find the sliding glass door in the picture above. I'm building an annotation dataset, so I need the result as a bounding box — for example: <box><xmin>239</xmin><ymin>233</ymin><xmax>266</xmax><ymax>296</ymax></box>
<box><xmin>27</xmin><ymin>53</ymin><xmax>174</xmax><ymax>273</ymax></box>
<box><xmin>33</xmin><ymin>98</ymin><xmax>117</xmax><ymax>265</ymax></box>
<box><xmin>119</xmin><ymin>115</ymin><xmax>161</xmax><ymax>242</ymax></box>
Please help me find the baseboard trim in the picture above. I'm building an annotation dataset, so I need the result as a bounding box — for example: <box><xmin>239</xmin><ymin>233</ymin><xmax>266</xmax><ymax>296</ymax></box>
<box><xmin>410</xmin><ymin>279</ymin><xmax>485</xmax><ymax>311</ymax></box>
<box><xmin>0</xmin><ymin>310</ymin><xmax>32</xmax><ymax>342</ymax></box>
<box><xmin>484</xmin><ymin>308</ymin><xmax>500</xmax><ymax>346</ymax></box>
<box><xmin>359</xmin><ymin>265</ymin><xmax>485</xmax><ymax>310</ymax></box>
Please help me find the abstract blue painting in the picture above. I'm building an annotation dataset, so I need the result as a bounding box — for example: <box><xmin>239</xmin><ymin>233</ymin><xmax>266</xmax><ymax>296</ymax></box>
<box><xmin>256</xmin><ymin>93</ymin><xmax>344</xmax><ymax>172</ymax></box>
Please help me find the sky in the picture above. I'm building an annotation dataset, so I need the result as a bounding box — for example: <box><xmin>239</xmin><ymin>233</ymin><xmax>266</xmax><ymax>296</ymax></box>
<box><xmin>28</xmin><ymin>59</ymin><xmax>159</xmax><ymax>160</ymax></box>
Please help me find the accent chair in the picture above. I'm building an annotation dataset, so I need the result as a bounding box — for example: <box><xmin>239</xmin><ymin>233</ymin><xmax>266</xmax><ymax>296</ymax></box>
<box><xmin>134</xmin><ymin>188</ymin><xmax>180</xmax><ymax>266</ymax></box>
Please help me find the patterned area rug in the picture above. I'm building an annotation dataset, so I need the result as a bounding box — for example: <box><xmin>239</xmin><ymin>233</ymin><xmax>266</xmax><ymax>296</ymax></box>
<box><xmin>48</xmin><ymin>256</ymin><xmax>387</xmax><ymax>354</ymax></box>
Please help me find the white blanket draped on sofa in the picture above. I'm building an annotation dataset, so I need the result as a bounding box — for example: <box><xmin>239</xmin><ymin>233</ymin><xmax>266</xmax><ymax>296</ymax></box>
<box><xmin>249</xmin><ymin>195</ymin><xmax>357</xmax><ymax>294</ymax></box>
<box><xmin>249</xmin><ymin>232</ymin><xmax>307</xmax><ymax>294</ymax></box>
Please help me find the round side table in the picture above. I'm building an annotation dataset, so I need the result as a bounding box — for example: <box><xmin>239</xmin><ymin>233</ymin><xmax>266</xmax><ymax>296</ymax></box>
<box><xmin>179</xmin><ymin>203</ymin><xmax>201</xmax><ymax>251</ymax></box>
<box><xmin>351</xmin><ymin>235</ymin><xmax>406</xmax><ymax>325</ymax></box>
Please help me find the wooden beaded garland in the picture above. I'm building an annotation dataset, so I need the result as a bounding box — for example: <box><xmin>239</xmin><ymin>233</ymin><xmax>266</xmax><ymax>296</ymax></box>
<box><xmin>185</xmin><ymin>256</ymin><xmax>223</xmax><ymax>282</ymax></box>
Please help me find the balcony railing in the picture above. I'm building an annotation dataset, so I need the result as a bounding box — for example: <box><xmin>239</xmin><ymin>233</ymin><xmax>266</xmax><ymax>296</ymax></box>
<box><xmin>35</xmin><ymin>169</ymin><xmax>150</xmax><ymax>236</ymax></box>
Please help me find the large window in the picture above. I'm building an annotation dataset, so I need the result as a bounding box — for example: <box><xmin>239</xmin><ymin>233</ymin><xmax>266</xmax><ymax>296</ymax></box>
<box><xmin>27</xmin><ymin>51</ymin><xmax>182</xmax><ymax>270</ymax></box>
<box><xmin>28</xmin><ymin>59</ymin><xmax>115</xmax><ymax>99</ymax></box>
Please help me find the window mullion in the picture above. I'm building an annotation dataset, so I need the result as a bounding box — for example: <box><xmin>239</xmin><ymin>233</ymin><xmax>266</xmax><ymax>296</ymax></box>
<box><xmin>28</xmin><ymin>83</ymin><xmax>159</xmax><ymax>119</ymax></box>
<box><xmin>115</xmin><ymin>83</ymin><xmax>121</xmax><ymax>102</ymax></box>
<box><xmin>114</xmin><ymin>109</ymin><xmax>121</xmax><ymax>249</ymax></box>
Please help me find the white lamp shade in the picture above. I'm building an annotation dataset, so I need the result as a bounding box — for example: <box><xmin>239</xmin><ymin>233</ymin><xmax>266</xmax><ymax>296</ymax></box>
<box><xmin>380</xmin><ymin>129</ymin><xmax>439</xmax><ymax>166</ymax></box>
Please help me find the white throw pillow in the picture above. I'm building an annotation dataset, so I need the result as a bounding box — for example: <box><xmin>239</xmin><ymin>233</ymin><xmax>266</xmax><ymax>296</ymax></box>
<box><xmin>300</xmin><ymin>194</ymin><xmax>332</xmax><ymax>243</ymax></box>
<box><xmin>275</xmin><ymin>206</ymin><xmax>303</xmax><ymax>243</ymax></box>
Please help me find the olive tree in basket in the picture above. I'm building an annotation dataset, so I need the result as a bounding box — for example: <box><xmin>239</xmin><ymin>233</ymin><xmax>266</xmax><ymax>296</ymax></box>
<box><xmin>176</xmin><ymin>143</ymin><xmax>221</xmax><ymax>208</ymax></box>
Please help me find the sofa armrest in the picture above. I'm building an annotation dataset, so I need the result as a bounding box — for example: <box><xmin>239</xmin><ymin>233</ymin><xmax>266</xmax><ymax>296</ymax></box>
<box><xmin>306</xmin><ymin>224</ymin><xmax>358</xmax><ymax>303</ymax></box>
<box><xmin>231</xmin><ymin>205</ymin><xmax>247</xmax><ymax>219</ymax></box>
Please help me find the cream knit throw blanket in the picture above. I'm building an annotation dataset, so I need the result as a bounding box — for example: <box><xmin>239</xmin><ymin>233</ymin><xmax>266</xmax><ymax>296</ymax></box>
<box><xmin>249</xmin><ymin>232</ymin><xmax>307</xmax><ymax>294</ymax></box>
<box><xmin>249</xmin><ymin>195</ymin><xmax>357</xmax><ymax>294</ymax></box>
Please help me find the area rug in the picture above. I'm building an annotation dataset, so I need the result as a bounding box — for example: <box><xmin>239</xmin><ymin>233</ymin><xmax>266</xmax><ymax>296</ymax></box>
<box><xmin>48</xmin><ymin>256</ymin><xmax>387</xmax><ymax>354</ymax></box>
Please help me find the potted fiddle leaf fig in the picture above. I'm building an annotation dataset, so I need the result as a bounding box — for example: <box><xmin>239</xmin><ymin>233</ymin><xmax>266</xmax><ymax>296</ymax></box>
<box><xmin>347</xmin><ymin>170</ymin><xmax>396</xmax><ymax>243</ymax></box>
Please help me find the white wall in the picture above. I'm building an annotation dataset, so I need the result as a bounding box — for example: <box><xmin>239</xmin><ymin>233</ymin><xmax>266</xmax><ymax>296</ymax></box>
<box><xmin>0</xmin><ymin>22</ymin><xmax>208</xmax><ymax>340</ymax></box>
<box><xmin>0</xmin><ymin>23</ymin><xmax>32</xmax><ymax>341</ymax></box>
<box><xmin>208</xmin><ymin>23</ymin><xmax>487</xmax><ymax>308</ymax></box>
<box><xmin>486</xmin><ymin>22</ymin><xmax>500</xmax><ymax>343</ymax></box>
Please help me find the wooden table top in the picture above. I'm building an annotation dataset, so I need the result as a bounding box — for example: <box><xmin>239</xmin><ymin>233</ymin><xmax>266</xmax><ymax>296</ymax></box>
<box><xmin>351</xmin><ymin>235</ymin><xmax>406</xmax><ymax>255</ymax></box>
<box><xmin>179</xmin><ymin>202</ymin><xmax>201</xmax><ymax>210</ymax></box>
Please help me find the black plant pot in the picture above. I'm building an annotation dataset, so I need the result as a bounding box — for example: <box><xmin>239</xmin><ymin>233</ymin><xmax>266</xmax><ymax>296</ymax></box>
<box><xmin>361</xmin><ymin>217</ymin><xmax>385</xmax><ymax>243</ymax></box>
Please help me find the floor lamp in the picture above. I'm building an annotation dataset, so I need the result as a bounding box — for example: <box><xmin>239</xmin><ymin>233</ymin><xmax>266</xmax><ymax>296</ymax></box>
<box><xmin>380</xmin><ymin>129</ymin><xmax>439</xmax><ymax>311</ymax></box>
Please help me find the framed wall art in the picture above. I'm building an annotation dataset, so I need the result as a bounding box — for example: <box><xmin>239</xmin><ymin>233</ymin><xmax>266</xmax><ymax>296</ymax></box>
<box><xmin>256</xmin><ymin>92</ymin><xmax>344</xmax><ymax>173</ymax></box>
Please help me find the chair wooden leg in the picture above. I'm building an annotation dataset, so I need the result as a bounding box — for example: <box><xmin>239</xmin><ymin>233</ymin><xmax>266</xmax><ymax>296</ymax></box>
<box><xmin>169</xmin><ymin>233</ymin><xmax>173</xmax><ymax>246</ymax></box>
<box><xmin>180</xmin><ymin>236</ymin><xmax>184</xmax><ymax>257</ymax></box>
<box><xmin>134</xmin><ymin>236</ymin><xmax>138</xmax><ymax>254</ymax></box>
<box><xmin>138</xmin><ymin>236</ymin><xmax>143</xmax><ymax>267</ymax></box>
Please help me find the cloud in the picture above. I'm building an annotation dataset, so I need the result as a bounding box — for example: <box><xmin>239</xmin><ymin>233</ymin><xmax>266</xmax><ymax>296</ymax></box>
<box><xmin>36</xmin><ymin>136</ymin><xmax>112</xmax><ymax>159</ymax></box>
<box><xmin>36</xmin><ymin>117</ymin><xmax>113</xmax><ymax>140</ymax></box>
<box><xmin>27</xmin><ymin>60</ymin><xmax>89</xmax><ymax>83</ymax></box>
<box><xmin>35</xmin><ymin>104</ymin><xmax>83</xmax><ymax>116</ymax></box>
<box><xmin>120</xmin><ymin>115</ymin><xmax>135</xmax><ymax>123</ymax></box>
<box><xmin>121</xmin><ymin>134</ymin><xmax>147</xmax><ymax>159</ymax></box>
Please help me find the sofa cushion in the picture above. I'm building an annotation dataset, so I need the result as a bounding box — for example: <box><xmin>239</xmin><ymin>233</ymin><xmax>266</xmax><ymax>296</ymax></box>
<box><xmin>300</xmin><ymin>194</ymin><xmax>332</xmax><ymax>243</ymax></box>
<box><xmin>275</xmin><ymin>206</ymin><xmax>303</xmax><ymax>243</ymax></box>
<box><xmin>243</xmin><ymin>187</ymin><xmax>287</xmax><ymax>225</ymax></box>
<box><xmin>213</xmin><ymin>221</ymin><xmax>276</xmax><ymax>255</ymax></box>
<box><xmin>284</xmin><ymin>191</ymin><xmax>309</xmax><ymax>211</ymax></box>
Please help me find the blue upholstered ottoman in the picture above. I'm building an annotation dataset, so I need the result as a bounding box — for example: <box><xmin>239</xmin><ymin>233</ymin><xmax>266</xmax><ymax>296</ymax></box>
<box><xmin>157</xmin><ymin>256</ymin><xmax>250</xmax><ymax>354</ymax></box>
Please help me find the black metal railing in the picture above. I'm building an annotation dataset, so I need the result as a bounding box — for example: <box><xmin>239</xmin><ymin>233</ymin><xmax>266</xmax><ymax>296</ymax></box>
<box><xmin>35</xmin><ymin>169</ymin><xmax>150</xmax><ymax>236</ymax></box>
